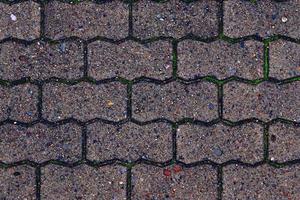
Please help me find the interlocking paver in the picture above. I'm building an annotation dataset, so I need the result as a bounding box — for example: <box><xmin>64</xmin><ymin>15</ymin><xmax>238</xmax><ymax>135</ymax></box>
<box><xmin>0</xmin><ymin>166</ymin><xmax>36</xmax><ymax>200</ymax></box>
<box><xmin>87</xmin><ymin>122</ymin><xmax>172</xmax><ymax>162</ymax></box>
<box><xmin>0</xmin><ymin>1</ymin><xmax>40</xmax><ymax>40</ymax></box>
<box><xmin>0</xmin><ymin>123</ymin><xmax>81</xmax><ymax>163</ymax></box>
<box><xmin>42</xmin><ymin>82</ymin><xmax>127</xmax><ymax>122</ymax></box>
<box><xmin>0</xmin><ymin>41</ymin><xmax>84</xmax><ymax>80</ymax></box>
<box><xmin>269</xmin><ymin>122</ymin><xmax>300</xmax><ymax>162</ymax></box>
<box><xmin>223</xmin><ymin>81</ymin><xmax>300</xmax><ymax>122</ymax></box>
<box><xmin>44</xmin><ymin>1</ymin><xmax>129</xmax><ymax>39</ymax></box>
<box><xmin>132</xmin><ymin>0</ymin><xmax>219</xmax><ymax>39</ymax></box>
<box><xmin>178</xmin><ymin>40</ymin><xmax>264</xmax><ymax>79</ymax></box>
<box><xmin>132</xmin><ymin>81</ymin><xmax>218</xmax><ymax>122</ymax></box>
<box><xmin>177</xmin><ymin>123</ymin><xmax>263</xmax><ymax>164</ymax></box>
<box><xmin>88</xmin><ymin>40</ymin><xmax>173</xmax><ymax>80</ymax></box>
<box><xmin>41</xmin><ymin>164</ymin><xmax>127</xmax><ymax>200</ymax></box>
<box><xmin>224</xmin><ymin>0</ymin><xmax>300</xmax><ymax>38</ymax></box>
<box><xmin>269</xmin><ymin>40</ymin><xmax>300</xmax><ymax>79</ymax></box>
<box><xmin>131</xmin><ymin>164</ymin><xmax>218</xmax><ymax>200</ymax></box>
<box><xmin>0</xmin><ymin>84</ymin><xmax>38</xmax><ymax>122</ymax></box>
<box><xmin>223</xmin><ymin>164</ymin><xmax>300</xmax><ymax>200</ymax></box>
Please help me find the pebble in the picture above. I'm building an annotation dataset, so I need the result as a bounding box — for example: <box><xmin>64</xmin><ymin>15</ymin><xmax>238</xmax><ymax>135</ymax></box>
<box><xmin>10</xmin><ymin>14</ymin><xmax>17</xmax><ymax>21</ymax></box>
<box><xmin>281</xmin><ymin>16</ymin><xmax>288</xmax><ymax>23</ymax></box>
<box><xmin>213</xmin><ymin>147</ymin><xmax>223</xmax><ymax>157</ymax></box>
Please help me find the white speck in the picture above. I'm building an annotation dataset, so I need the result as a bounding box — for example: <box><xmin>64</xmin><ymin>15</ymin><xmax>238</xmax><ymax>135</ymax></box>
<box><xmin>281</xmin><ymin>16</ymin><xmax>288</xmax><ymax>23</ymax></box>
<box><xmin>119</xmin><ymin>181</ymin><xmax>124</xmax><ymax>185</ymax></box>
<box><xmin>13</xmin><ymin>121</ymin><xmax>17</xmax><ymax>124</ymax></box>
<box><xmin>270</xmin><ymin>157</ymin><xmax>275</xmax><ymax>161</ymax></box>
<box><xmin>57</xmin><ymin>116</ymin><xmax>61</xmax><ymax>119</ymax></box>
<box><xmin>10</xmin><ymin>14</ymin><xmax>17</xmax><ymax>21</ymax></box>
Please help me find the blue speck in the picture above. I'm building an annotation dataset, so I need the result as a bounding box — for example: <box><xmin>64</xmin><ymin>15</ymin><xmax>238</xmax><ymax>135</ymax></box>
<box><xmin>208</xmin><ymin>103</ymin><xmax>215</xmax><ymax>110</ymax></box>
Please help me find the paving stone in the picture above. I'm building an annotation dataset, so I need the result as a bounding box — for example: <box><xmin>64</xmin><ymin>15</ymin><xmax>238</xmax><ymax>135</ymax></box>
<box><xmin>88</xmin><ymin>40</ymin><xmax>173</xmax><ymax>80</ymax></box>
<box><xmin>177</xmin><ymin>122</ymin><xmax>264</xmax><ymax>164</ymax></box>
<box><xmin>223</xmin><ymin>164</ymin><xmax>300</xmax><ymax>200</ymax></box>
<box><xmin>41</xmin><ymin>164</ymin><xmax>127</xmax><ymax>200</ymax></box>
<box><xmin>87</xmin><ymin>122</ymin><xmax>172</xmax><ymax>162</ymax></box>
<box><xmin>42</xmin><ymin>82</ymin><xmax>127</xmax><ymax>122</ymax></box>
<box><xmin>269</xmin><ymin>40</ymin><xmax>300</xmax><ymax>79</ymax></box>
<box><xmin>0</xmin><ymin>1</ymin><xmax>40</xmax><ymax>40</ymax></box>
<box><xmin>132</xmin><ymin>81</ymin><xmax>218</xmax><ymax>122</ymax></box>
<box><xmin>178</xmin><ymin>40</ymin><xmax>264</xmax><ymax>79</ymax></box>
<box><xmin>269</xmin><ymin>122</ymin><xmax>300</xmax><ymax>162</ymax></box>
<box><xmin>44</xmin><ymin>1</ymin><xmax>129</xmax><ymax>40</ymax></box>
<box><xmin>131</xmin><ymin>164</ymin><xmax>218</xmax><ymax>199</ymax></box>
<box><xmin>0</xmin><ymin>41</ymin><xmax>84</xmax><ymax>80</ymax></box>
<box><xmin>0</xmin><ymin>166</ymin><xmax>36</xmax><ymax>200</ymax></box>
<box><xmin>132</xmin><ymin>0</ymin><xmax>219</xmax><ymax>39</ymax></box>
<box><xmin>0</xmin><ymin>123</ymin><xmax>81</xmax><ymax>163</ymax></box>
<box><xmin>224</xmin><ymin>0</ymin><xmax>300</xmax><ymax>38</ymax></box>
<box><xmin>0</xmin><ymin>84</ymin><xmax>38</xmax><ymax>122</ymax></box>
<box><xmin>223</xmin><ymin>81</ymin><xmax>300</xmax><ymax>122</ymax></box>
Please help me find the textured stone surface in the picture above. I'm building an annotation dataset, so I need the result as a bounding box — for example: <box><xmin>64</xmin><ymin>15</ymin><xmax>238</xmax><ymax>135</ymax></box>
<box><xmin>224</xmin><ymin>0</ymin><xmax>300</xmax><ymax>38</ymax></box>
<box><xmin>178</xmin><ymin>40</ymin><xmax>264</xmax><ymax>79</ymax></box>
<box><xmin>132</xmin><ymin>82</ymin><xmax>218</xmax><ymax>122</ymax></box>
<box><xmin>223</xmin><ymin>164</ymin><xmax>300</xmax><ymax>200</ymax></box>
<box><xmin>269</xmin><ymin>40</ymin><xmax>300</xmax><ymax>79</ymax></box>
<box><xmin>87</xmin><ymin>122</ymin><xmax>172</xmax><ymax>162</ymax></box>
<box><xmin>0</xmin><ymin>1</ymin><xmax>40</xmax><ymax>40</ymax></box>
<box><xmin>269</xmin><ymin>122</ymin><xmax>300</xmax><ymax>162</ymax></box>
<box><xmin>0</xmin><ymin>84</ymin><xmax>38</xmax><ymax>122</ymax></box>
<box><xmin>0</xmin><ymin>41</ymin><xmax>84</xmax><ymax>80</ymax></box>
<box><xmin>132</xmin><ymin>0</ymin><xmax>219</xmax><ymax>39</ymax></box>
<box><xmin>0</xmin><ymin>166</ymin><xmax>36</xmax><ymax>200</ymax></box>
<box><xmin>41</xmin><ymin>164</ymin><xmax>127</xmax><ymax>200</ymax></box>
<box><xmin>223</xmin><ymin>81</ymin><xmax>300</xmax><ymax>122</ymax></box>
<box><xmin>44</xmin><ymin>1</ymin><xmax>129</xmax><ymax>39</ymax></box>
<box><xmin>177</xmin><ymin>123</ymin><xmax>264</xmax><ymax>164</ymax></box>
<box><xmin>88</xmin><ymin>40</ymin><xmax>173</xmax><ymax>80</ymax></box>
<box><xmin>42</xmin><ymin>82</ymin><xmax>127</xmax><ymax>122</ymax></box>
<box><xmin>0</xmin><ymin>123</ymin><xmax>81</xmax><ymax>163</ymax></box>
<box><xmin>131</xmin><ymin>164</ymin><xmax>218</xmax><ymax>200</ymax></box>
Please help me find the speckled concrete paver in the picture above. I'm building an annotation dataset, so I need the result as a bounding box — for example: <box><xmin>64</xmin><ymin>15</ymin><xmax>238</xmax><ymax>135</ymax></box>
<box><xmin>0</xmin><ymin>0</ymin><xmax>299</xmax><ymax>199</ymax></box>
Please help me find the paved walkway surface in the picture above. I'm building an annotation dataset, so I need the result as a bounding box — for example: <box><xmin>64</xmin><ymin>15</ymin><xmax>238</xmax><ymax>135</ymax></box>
<box><xmin>0</xmin><ymin>0</ymin><xmax>300</xmax><ymax>199</ymax></box>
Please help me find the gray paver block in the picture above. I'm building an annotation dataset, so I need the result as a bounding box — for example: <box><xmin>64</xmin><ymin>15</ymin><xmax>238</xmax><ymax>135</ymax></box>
<box><xmin>223</xmin><ymin>164</ymin><xmax>300</xmax><ymax>200</ymax></box>
<box><xmin>178</xmin><ymin>40</ymin><xmax>264</xmax><ymax>79</ymax></box>
<box><xmin>269</xmin><ymin>122</ymin><xmax>300</xmax><ymax>162</ymax></box>
<box><xmin>0</xmin><ymin>1</ymin><xmax>40</xmax><ymax>40</ymax></box>
<box><xmin>269</xmin><ymin>40</ymin><xmax>300</xmax><ymax>79</ymax></box>
<box><xmin>0</xmin><ymin>166</ymin><xmax>36</xmax><ymax>200</ymax></box>
<box><xmin>0</xmin><ymin>123</ymin><xmax>82</xmax><ymax>163</ymax></box>
<box><xmin>131</xmin><ymin>164</ymin><xmax>218</xmax><ymax>200</ymax></box>
<box><xmin>0</xmin><ymin>84</ymin><xmax>38</xmax><ymax>122</ymax></box>
<box><xmin>177</xmin><ymin>122</ymin><xmax>264</xmax><ymax>164</ymax></box>
<box><xmin>41</xmin><ymin>164</ymin><xmax>127</xmax><ymax>200</ymax></box>
<box><xmin>87</xmin><ymin>122</ymin><xmax>173</xmax><ymax>162</ymax></box>
<box><xmin>133</xmin><ymin>0</ymin><xmax>219</xmax><ymax>39</ymax></box>
<box><xmin>44</xmin><ymin>1</ymin><xmax>129</xmax><ymax>39</ymax></box>
<box><xmin>224</xmin><ymin>0</ymin><xmax>300</xmax><ymax>38</ymax></box>
<box><xmin>223</xmin><ymin>81</ymin><xmax>300</xmax><ymax>122</ymax></box>
<box><xmin>0</xmin><ymin>41</ymin><xmax>84</xmax><ymax>80</ymax></box>
<box><xmin>42</xmin><ymin>82</ymin><xmax>127</xmax><ymax>122</ymax></box>
<box><xmin>88</xmin><ymin>40</ymin><xmax>173</xmax><ymax>80</ymax></box>
<box><xmin>132</xmin><ymin>81</ymin><xmax>218</xmax><ymax>122</ymax></box>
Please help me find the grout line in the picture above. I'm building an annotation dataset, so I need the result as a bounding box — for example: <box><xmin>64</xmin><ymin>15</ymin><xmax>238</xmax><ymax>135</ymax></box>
<box><xmin>263</xmin><ymin>125</ymin><xmax>270</xmax><ymax>161</ymax></box>
<box><xmin>81</xmin><ymin>125</ymin><xmax>88</xmax><ymax>160</ymax></box>
<box><xmin>126</xmin><ymin>82</ymin><xmax>133</xmax><ymax>120</ymax></box>
<box><xmin>263</xmin><ymin>41</ymin><xmax>270</xmax><ymax>79</ymax></box>
<box><xmin>172</xmin><ymin>41</ymin><xmax>178</xmax><ymax>78</ymax></box>
<box><xmin>126</xmin><ymin>167</ymin><xmax>132</xmax><ymax>200</ymax></box>
<box><xmin>217</xmin><ymin>166</ymin><xmax>223</xmax><ymax>200</ymax></box>
<box><xmin>35</xmin><ymin>166</ymin><xmax>41</xmax><ymax>200</ymax></box>
<box><xmin>128</xmin><ymin>0</ymin><xmax>133</xmax><ymax>37</ymax></box>
<box><xmin>217</xmin><ymin>84</ymin><xmax>224</xmax><ymax>119</ymax></box>
<box><xmin>83</xmin><ymin>41</ymin><xmax>89</xmax><ymax>77</ymax></box>
<box><xmin>172</xmin><ymin>124</ymin><xmax>178</xmax><ymax>161</ymax></box>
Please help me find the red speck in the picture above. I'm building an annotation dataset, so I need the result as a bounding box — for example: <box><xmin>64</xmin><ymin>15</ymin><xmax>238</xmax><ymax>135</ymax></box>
<box><xmin>163</xmin><ymin>168</ymin><xmax>171</xmax><ymax>177</ymax></box>
<box><xmin>173</xmin><ymin>165</ymin><xmax>182</xmax><ymax>173</ymax></box>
